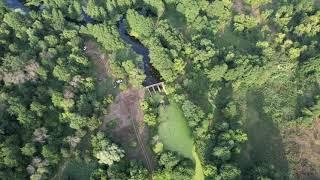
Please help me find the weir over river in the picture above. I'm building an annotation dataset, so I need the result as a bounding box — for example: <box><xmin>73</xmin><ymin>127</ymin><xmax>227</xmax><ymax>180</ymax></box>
<box><xmin>5</xmin><ymin>0</ymin><xmax>161</xmax><ymax>86</ymax></box>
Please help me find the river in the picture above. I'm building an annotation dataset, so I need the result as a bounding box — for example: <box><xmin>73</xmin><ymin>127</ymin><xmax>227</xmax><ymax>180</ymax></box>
<box><xmin>5</xmin><ymin>0</ymin><xmax>160</xmax><ymax>86</ymax></box>
<box><xmin>117</xmin><ymin>19</ymin><xmax>160</xmax><ymax>85</ymax></box>
<box><xmin>5</xmin><ymin>0</ymin><xmax>29</xmax><ymax>12</ymax></box>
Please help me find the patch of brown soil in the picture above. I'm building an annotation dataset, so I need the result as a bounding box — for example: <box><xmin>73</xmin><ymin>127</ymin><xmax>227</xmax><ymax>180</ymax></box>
<box><xmin>282</xmin><ymin>120</ymin><xmax>320</xmax><ymax>179</ymax></box>
<box><xmin>85</xmin><ymin>41</ymin><xmax>110</xmax><ymax>81</ymax></box>
<box><xmin>101</xmin><ymin>88</ymin><xmax>155</xmax><ymax>171</ymax></box>
<box><xmin>85</xmin><ymin>40</ymin><xmax>154</xmax><ymax>171</ymax></box>
<box><xmin>233</xmin><ymin>0</ymin><xmax>245</xmax><ymax>14</ymax></box>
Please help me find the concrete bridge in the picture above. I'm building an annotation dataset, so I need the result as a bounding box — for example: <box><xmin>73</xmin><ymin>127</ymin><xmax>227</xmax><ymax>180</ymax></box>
<box><xmin>145</xmin><ymin>82</ymin><xmax>167</xmax><ymax>95</ymax></box>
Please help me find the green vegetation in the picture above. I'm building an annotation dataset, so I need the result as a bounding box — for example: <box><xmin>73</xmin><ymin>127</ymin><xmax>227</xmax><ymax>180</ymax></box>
<box><xmin>192</xmin><ymin>147</ymin><xmax>205</xmax><ymax>180</ymax></box>
<box><xmin>55</xmin><ymin>160</ymin><xmax>97</xmax><ymax>180</ymax></box>
<box><xmin>1</xmin><ymin>0</ymin><xmax>320</xmax><ymax>179</ymax></box>
<box><xmin>158</xmin><ymin>103</ymin><xmax>193</xmax><ymax>159</ymax></box>
<box><xmin>158</xmin><ymin>103</ymin><xmax>204</xmax><ymax>180</ymax></box>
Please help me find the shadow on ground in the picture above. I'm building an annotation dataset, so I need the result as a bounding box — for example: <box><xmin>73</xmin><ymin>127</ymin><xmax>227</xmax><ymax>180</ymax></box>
<box><xmin>238</xmin><ymin>90</ymin><xmax>290</xmax><ymax>179</ymax></box>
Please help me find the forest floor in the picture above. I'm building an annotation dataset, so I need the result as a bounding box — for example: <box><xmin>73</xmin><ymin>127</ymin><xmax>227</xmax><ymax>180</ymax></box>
<box><xmin>101</xmin><ymin>88</ymin><xmax>156</xmax><ymax>171</ymax></box>
<box><xmin>85</xmin><ymin>41</ymin><xmax>110</xmax><ymax>80</ymax></box>
<box><xmin>233</xmin><ymin>0</ymin><xmax>245</xmax><ymax>14</ymax></box>
<box><xmin>53</xmin><ymin>160</ymin><xmax>97</xmax><ymax>180</ymax></box>
<box><xmin>86</xmin><ymin>40</ymin><xmax>155</xmax><ymax>171</ymax></box>
<box><xmin>53</xmin><ymin>40</ymin><xmax>156</xmax><ymax>176</ymax></box>
<box><xmin>282</xmin><ymin>120</ymin><xmax>320</xmax><ymax>179</ymax></box>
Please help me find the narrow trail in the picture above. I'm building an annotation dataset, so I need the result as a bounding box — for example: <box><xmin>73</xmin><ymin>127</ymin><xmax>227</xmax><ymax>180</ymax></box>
<box><xmin>129</xmin><ymin>116</ymin><xmax>154</xmax><ymax>177</ymax></box>
<box><xmin>124</xmin><ymin>95</ymin><xmax>154</xmax><ymax>176</ymax></box>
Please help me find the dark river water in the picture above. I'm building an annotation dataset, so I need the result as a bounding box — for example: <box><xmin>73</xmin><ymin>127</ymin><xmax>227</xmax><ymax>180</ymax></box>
<box><xmin>5</xmin><ymin>0</ymin><xmax>161</xmax><ymax>86</ymax></box>
<box><xmin>5</xmin><ymin>0</ymin><xmax>29</xmax><ymax>12</ymax></box>
<box><xmin>118</xmin><ymin>19</ymin><xmax>160</xmax><ymax>85</ymax></box>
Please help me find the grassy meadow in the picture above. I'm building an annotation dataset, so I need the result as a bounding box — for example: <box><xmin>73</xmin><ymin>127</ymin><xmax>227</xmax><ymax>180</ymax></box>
<box><xmin>158</xmin><ymin>103</ymin><xmax>204</xmax><ymax>180</ymax></box>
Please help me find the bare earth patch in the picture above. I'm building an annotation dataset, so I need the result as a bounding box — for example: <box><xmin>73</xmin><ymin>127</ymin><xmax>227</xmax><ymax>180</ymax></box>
<box><xmin>102</xmin><ymin>88</ymin><xmax>155</xmax><ymax>171</ymax></box>
<box><xmin>233</xmin><ymin>0</ymin><xmax>245</xmax><ymax>14</ymax></box>
<box><xmin>85</xmin><ymin>40</ymin><xmax>155</xmax><ymax>171</ymax></box>
<box><xmin>282</xmin><ymin>120</ymin><xmax>320</xmax><ymax>179</ymax></box>
<box><xmin>85</xmin><ymin>40</ymin><xmax>110</xmax><ymax>80</ymax></box>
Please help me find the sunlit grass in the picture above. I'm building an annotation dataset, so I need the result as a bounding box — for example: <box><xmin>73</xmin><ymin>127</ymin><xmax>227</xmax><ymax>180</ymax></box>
<box><xmin>158</xmin><ymin>103</ymin><xmax>204</xmax><ymax>179</ymax></box>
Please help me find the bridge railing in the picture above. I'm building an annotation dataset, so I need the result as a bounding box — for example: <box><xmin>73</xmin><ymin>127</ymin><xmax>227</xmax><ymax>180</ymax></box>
<box><xmin>145</xmin><ymin>82</ymin><xmax>167</xmax><ymax>95</ymax></box>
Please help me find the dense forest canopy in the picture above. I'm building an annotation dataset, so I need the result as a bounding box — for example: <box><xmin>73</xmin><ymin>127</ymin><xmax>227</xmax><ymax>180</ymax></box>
<box><xmin>1</xmin><ymin>0</ymin><xmax>320</xmax><ymax>179</ymax></box>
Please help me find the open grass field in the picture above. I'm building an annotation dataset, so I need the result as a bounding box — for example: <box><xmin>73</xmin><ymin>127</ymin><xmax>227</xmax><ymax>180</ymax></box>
<box><xmin>193</xmin><ymin>147</ymin><xmax>204</xmax><ymax>180</ymax></box>
<box><xmin>158</xmin><ymin>103</ymin><xmax>204</xmax><ymax>180</ymax></box>
<box><xmin>158</xmin><ymin>103</ymin><xmax>194</xmax><ymax>159</ymax></box>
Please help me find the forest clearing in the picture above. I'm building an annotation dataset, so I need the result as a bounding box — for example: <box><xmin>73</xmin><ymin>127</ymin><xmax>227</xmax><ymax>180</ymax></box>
<box><xmin>1</xmin><ymin>0</ymin><xmax>320</xmax><ymax>179</ymax></box>
<box><xmin>158</xmin><ymin>103</ymin><xmax>204</xmax><ymax>180</ymax></box>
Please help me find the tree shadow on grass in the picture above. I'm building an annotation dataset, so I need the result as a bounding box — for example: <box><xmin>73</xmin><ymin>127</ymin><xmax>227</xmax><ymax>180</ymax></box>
<box><xmin>238</xmin><ymin>90</ymin><xmax>290</xmax><ymax>179</ymax></box>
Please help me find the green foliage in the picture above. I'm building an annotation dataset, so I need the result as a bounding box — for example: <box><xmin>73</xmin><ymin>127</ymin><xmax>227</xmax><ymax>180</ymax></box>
<box><xmin>233</xmin><ymin>14</ymin><xmax>259</xmax><ymax>32</ymax></box>
<box><xmin>159</xmin><ymin>152</ymin><xmax>180</xmax><ymax>169</ymax></box>
<box><xmin>144</xmin><ymin>113</ymin><xmax>157</xmax><ymax>126</ymax></box>
<box><xmin>0</xmin><ymin>136</ymin><xmax>21</xmax><ymax>168</ymax></box>
<box><xmin>181</xmin><ymin>100</ymin><xmax>208</xmax><ymax>138</ymax></box>
<box><xmin>218</xmin><ymin>164</ymin><xmax>241</xmax><ymax>180</ymax></box>
<box><xmin>51</xmin><ymin>91</ymin><xmax>74</xmax><ymax>111</ymax></box>
<box><xmin>91</xmin><ymin>132</ymin><xmax>124</xmax><ymax>166</ymax></box>
<box><xmin>80</xmin><ymin>24</ymin><xmax>125</xmax><ymax>51</ymax></box>
<box><xmin>176</xmin><ymin>0</ymin><xmax>200</xmax><ymax>23</ymax></box>
<box><xmin>203</xmin><ymin>0</ymin><xmax>233</xmax><ymax>33</ymax></box>
<box><xmin>158</xmin><ymin>103</ymin><xmax>193</xmax><ymax>159</ymax></box>
<box><xmin>153</xmin><ymin>142</ymin><xmax>164</xmax><ymax>154</ymax></box>
<box><xmin>206</xmin><ymin>64</ymin><xmax>228</xmax><ymax>82</ymax></box>
<box><xmin>86</xmin><ymin>0</ymin><xmax>107</xmax><ymax>20</ymax></box>
<box><xmin>59</xmin><ymin>160</ymin><xmax>97</xmax><ymax>180</ymax></box>
<box><xmin>2</xmin><ymin>0</ymin><xmax>320</xmax><ymax>179</ymax></box>
<box><xmin>128</xmin><ymin>162</ymin><xmax>149</xmax><ymax>180</ymax></box>
<box><xmin>143</xmin><ymin>0</ymin><xmax>165</xmax><ymax>17</ymax></box>
<box><xmin>0</xmin><ymin>3</ymin><xmax>114</xmax><ymax>178</ymax></box>
<box><xmin>126</xmin><ymin>9</ymin><xmax>154</xmax><ymax>38</ymax></box>
<box><xmin>42</xmin><ymin>146</ymin><xmax>60</xmax><ymax>165</ymax></box>
<box><xmin>244</xmin><ymin>0</ymin><xmax>271</xmax><ymax>7</ymax></box>
<box><xmin>122</xmin><ymin>60</ymin><xmax>145</xmax><ymax>87</ymax></box>
<box><xmin>21</xmin><ymin>143</ymin><xmax>36</xmax><ymax>157</ymax></box>
<box><xmin>148</xmin><ymin>41</ymin><xmax>177</xmax><ymax>82</ymax></box>
<box><xmin>294</xmin><ymin>11</ymin><xmax>320</xmax><ymax>37</ymax></box>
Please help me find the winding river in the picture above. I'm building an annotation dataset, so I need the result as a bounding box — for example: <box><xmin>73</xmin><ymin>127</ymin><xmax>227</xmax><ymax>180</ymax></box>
<box><xmin>5</xmin><ymin>0</ymin><xmax>160</xmax><ymax>86</ymax></box>
<box><xmin>118</xmin><ymin>19</ymin><xmax>160</xmax><ymax>85</ymax></box>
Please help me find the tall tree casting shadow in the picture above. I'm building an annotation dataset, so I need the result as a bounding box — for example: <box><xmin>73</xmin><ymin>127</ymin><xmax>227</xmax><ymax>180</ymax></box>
<box><xmin>238</xmin><ymin>89</ymin><xmax>290</xmax><ymax>179</ymax></box>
